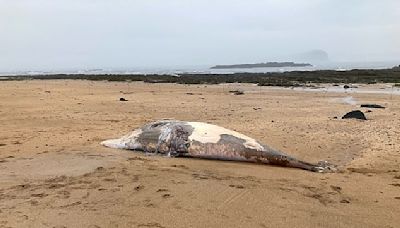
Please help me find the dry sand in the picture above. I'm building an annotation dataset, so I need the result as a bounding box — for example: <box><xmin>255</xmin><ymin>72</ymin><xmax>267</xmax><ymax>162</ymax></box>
<box><xmin>0</xmin><ymin>80</ymin><xmax>399</xmax><ymax>228</ymax></box>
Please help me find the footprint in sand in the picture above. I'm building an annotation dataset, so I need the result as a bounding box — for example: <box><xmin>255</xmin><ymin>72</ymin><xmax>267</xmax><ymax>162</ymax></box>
<box><xmin>161</xmin><ymin>194</ymin><xmax>172</xmax><ymax>198</ymax></box>
<box><xmin>171</xmin><ymin>180</ymin><xmax>186</xmax><ymax>184</ymax></box>
<box><xmin>53</xmin><ymin>225</ymin><xmax>67</xmax><ymax>228</ymax></box>
<box><xmin>87</xmin><ymin>225</ymin><xmax>101</xmax><ymax>228</ymax></box>
<box><xmin>228</xmin><ymin>184</ymin><xmax>245</xmax><ymax>189</ymax></box>
<box><xmin>142</xmin><ymin>199</ymin><xmax>156</xmax><ymax>208</ymax></box>
<box><xmin>330</xmin><ymin>185</ymin><xmax>342</xmax><ymax>193</ymax></box>
<box><xmin>59</xmin><ymin>201</ymin><xmax>82</xmax><ymax>208</ymax></box>
<box><xmin>127</xmin><ymin>157</ymin><xmax>150</xmax><ymax>162</ymax></box>
<box><xmin>137</xmin><ymin>222</ymin><xmax>166</xmax><ymax>228</ymax></box>
<box><xmin>103</xmin><ymin>178</ymin><xmax>117</xmax><ymax>182</ymax></box>
<box><xmin>56</xmin><ymin>190</ymin><xmax>70</xmax><ymax>199</ymax></box>
<box><xmin>154</xmin><ymin>189</ymin><xmax>172</xmax><ymax>198</ymax></box>
<box><xmin>170</xmin><ymin>164</ymin><xmax>189</xmax><ymax>169</ymax></box>
<box><xmin>31</xmin><ymin>193</ymin><xmax>49</xmax><ymax>198</ymax></box>
<box><xmin>340</xmin><ymin>199</ymin><xmax>351</xmax><ymax>204</ymax></box>
<box><xmin>30</xmin><ymin>200</ymin><xmax>39</xmax><ymax>206</ymax></box>
<box><xmin>305</xmin><ymin>193</ymin><xmax>335</xmax><ymax>205</ymax></box>
<box><xmin>48</xmin><ymin>183</ymin><xmax>66</xmax><ymax>189</ymax></box>
<box><xmin>191</xmin><ymin>173</ymin><xmax>209</xmax><ymax>180</ymax></box>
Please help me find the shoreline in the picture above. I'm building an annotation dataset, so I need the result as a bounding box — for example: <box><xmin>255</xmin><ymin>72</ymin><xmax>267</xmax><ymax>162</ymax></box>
<box><xmin>1</xmin><ymin>67</ymin><xmax>400</xmax><ymax>86</ymax></box>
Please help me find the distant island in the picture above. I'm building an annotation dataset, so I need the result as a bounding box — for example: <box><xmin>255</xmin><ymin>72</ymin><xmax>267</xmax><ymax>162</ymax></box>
<box><xmin>210</xmin><ymin>62</ymin><xmax>312</xmax><ymax>69</ymax></box>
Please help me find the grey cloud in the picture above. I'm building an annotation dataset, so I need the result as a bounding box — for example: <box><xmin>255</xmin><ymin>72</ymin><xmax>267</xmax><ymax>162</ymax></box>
<box><xmin>0</xmin><ymin>0</ymin><xmax>399</xmax><ymax>71</ymax></box>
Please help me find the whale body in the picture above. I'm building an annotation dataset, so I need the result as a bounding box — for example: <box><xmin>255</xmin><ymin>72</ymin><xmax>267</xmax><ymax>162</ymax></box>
<box><xmin>101</xmin><ymin>120</ymin><xmax>335</xmax><ymax>172</ymax></box>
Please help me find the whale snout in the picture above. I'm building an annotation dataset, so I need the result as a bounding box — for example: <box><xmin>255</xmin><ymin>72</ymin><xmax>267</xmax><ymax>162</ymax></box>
<box><xmin>101</xmin><ymin>138</ymin><xmax>127</xmax><ymax>149</ymax></box>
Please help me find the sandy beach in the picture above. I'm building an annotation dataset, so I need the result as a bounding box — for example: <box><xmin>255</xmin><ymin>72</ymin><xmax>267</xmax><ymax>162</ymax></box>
<box><xmin>0</xmin><ymin>80</ymin><xmax>399</xmax><ymax>228</ymax></box>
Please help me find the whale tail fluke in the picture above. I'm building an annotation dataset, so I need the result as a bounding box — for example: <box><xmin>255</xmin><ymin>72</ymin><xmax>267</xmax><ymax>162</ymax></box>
<box><xmin>288</xmin><ymin>159</ymin><xmax>337</xmax><ymax>173</ymax></box>
<box><xmin>311</xmin><ymin>160</ymin><xmax>337</xmax><ymax>173</ymax></box>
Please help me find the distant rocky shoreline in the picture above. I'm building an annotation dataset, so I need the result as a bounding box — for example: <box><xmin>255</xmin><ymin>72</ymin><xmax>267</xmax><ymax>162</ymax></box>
<box><xmin>210</xmin><ymin>62</ymin><xmax>312</xmax><ymax>69</ymax></box>
<box><xmin>3</xmin><ymin>67</ymin><xmax>400</xmax><ymax>87</ymax></box>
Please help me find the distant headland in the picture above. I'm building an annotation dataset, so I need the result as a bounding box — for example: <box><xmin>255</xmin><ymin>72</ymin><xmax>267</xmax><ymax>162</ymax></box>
<box><xmin>210</xmin><ymin>62</ymin><xmax>312</xmax><ymax>69</ymax></box>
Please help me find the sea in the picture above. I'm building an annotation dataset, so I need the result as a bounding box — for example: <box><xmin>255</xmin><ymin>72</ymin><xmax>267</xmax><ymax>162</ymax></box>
<box><xmin>0</xmin><ymin>61</ymin><xmax>398</xmax><ymax>77</ymax></box>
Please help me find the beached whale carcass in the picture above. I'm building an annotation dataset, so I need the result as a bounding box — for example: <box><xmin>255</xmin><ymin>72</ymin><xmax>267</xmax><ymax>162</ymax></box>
<box><xmin>101</xmin><ymin>120</ymin><xmax>335</xmax><ymax>172</ymax></box>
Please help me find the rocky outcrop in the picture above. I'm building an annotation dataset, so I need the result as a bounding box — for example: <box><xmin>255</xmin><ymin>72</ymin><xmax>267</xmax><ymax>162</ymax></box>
<box><xmin>211</xmin><ymin>62</ymin><xmax>312</xmax><ymax>69</ymax></box>
<box><xmin>342</xmin><ymin>110</ymin><xmax>367</xmax><ymax>120</ymax></box>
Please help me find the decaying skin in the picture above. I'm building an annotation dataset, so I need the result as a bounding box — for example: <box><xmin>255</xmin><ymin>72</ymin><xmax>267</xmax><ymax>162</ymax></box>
<box><xmin>101</xmin><ymin>120</ymin><xmax>336</xmax><ymax>172</ymax></box>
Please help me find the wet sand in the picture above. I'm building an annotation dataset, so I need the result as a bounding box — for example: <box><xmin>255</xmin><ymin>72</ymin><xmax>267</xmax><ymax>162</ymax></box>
<box><xmin>0</xmin><ymin>80</ymin><xmax>399</xmax><ymax>228</ymax></box>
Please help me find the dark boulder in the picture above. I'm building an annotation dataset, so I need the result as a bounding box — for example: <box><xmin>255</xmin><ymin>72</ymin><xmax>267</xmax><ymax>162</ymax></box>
<box><xmin>119</xmin><ymin>98</ymin><xmax>128</xmax><ymax>101</ymax></box>
<box><xmin>342</xmin><ymin>110</ymin><xmax>367</xmax><ymax>120</ymax></box>
<box><xmin>360</xmin><ymin>104</ymin><xmax>385</xmax><ymax>109</ymax></box>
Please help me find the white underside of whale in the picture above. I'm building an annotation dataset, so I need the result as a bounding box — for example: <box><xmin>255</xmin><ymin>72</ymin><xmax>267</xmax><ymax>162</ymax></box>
<box><xmin>187</xmin><ymin>122</ymin><xmax>264</xmax><ymax>151</ymax></box>
<box><xmin>101</xmin><ymin>121</ymin><xmax>264</xmax><ymax>152</ymax></box>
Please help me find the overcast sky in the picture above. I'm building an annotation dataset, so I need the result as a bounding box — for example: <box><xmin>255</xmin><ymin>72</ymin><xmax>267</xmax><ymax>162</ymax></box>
<box><xmin>0</xmin><ymin>0</ymin><xmax>399</xmax><ymax>71</ymax></box>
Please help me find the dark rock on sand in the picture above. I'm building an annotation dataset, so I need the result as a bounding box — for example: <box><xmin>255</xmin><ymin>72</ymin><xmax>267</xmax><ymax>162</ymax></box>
<box><xmin>342</xmin><ymin>110</ymin><xmax>367</xmax><ymax>120</ymax></box>
<box><xmin>229</xmin><ymin>90</ymin><xmax>244</xmax><ymax>95</ymax></box>
<box><xmin>119</xmin><ymin>98</ymin><xmax>128</xmax><ymax>101</ymax></box>
<box><xmin>361</xmin><ymin>104</ymin><xmax>385</xmax><ymax>109</ymax></box>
